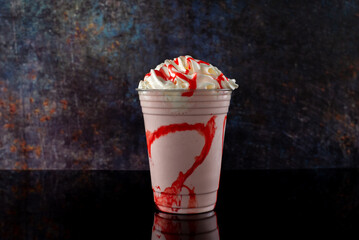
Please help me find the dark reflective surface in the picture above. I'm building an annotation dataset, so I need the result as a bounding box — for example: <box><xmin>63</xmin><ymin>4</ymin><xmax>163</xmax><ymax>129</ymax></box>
<box><xmin>152</xmin><ymin>211</ymin><xmax>219</xmax><ymax>239</ymax></box>
<box><xmin>0</xmin><ymin>169</ymin><xmax>358</xmax><ymax>239</ymax></box>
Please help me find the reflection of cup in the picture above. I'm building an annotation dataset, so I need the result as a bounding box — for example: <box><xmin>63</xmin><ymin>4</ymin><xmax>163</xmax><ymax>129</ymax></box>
<box><xmin>152</xmin><ymin>211</ymin><xmax>219</xmax><ymax>240</ymax></box>
<box><xmin>138</xmin><ymin>89</ymin><xmax>232</xmax><ymax>214</ymax></box>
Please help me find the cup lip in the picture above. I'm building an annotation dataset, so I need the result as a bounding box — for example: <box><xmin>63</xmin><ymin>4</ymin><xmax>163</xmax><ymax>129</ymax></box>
<box><xmin>136</xmin><ymin>88</ymin><xmax>233</xmax><ymax>92</ymax></box>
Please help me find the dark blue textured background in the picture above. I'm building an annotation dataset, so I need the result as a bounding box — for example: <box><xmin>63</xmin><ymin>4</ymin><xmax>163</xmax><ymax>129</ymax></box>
<box><xmin>0</xmin><ymin>0</ymin><xmax>358</xmax><ymax>169</ymax></box>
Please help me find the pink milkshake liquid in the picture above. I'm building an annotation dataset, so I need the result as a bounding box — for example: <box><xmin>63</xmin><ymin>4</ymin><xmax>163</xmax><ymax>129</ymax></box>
<box><xmin>138</xmin><ymin>89</ymin><xmax>232</xmax><ymax>214</ymax></box>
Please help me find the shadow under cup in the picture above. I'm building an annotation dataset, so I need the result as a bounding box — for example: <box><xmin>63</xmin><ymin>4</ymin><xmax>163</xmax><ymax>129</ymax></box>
<box><xmin>138</xmin><ymin>89</ymin><xmax>232</xmax><ymax>214</ymax></box>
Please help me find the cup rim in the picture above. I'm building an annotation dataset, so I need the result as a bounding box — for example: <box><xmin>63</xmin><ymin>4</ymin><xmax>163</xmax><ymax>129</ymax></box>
<box><xmin>136</xmin><ymin>88</ymin><xmax>233</xmax><ymax>92</ymax></box>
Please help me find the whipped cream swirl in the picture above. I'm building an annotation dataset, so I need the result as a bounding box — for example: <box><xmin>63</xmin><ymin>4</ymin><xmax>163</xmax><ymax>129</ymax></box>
<box><xmin>138</xmin><ymin>55</ymin><xmax>238</xmax><ymax>91</ymax></box>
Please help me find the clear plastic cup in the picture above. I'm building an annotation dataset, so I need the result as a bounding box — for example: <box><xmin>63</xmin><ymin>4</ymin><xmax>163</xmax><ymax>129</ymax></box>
<box><xmin>138</xmin><ymin>89</ymin><xmax>232</xmax><ymax>214</ymax></box>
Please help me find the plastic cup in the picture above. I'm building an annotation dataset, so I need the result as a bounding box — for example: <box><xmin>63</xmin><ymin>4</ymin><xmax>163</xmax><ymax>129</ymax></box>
<box><xmin>138</xmin><ymin>89</ymin><xmax>232</xmax><ymax>214</ymax></box>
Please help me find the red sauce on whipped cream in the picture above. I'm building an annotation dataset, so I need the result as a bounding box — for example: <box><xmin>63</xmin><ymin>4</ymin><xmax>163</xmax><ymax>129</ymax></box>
<box><xmin>140</xmin><ymin>56</ymin><xmax>238</xmax><ymax>97</ymax></box>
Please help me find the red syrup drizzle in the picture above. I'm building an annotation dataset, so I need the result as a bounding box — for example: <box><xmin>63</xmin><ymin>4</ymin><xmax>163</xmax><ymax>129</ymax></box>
<box><xmin>215</xmin><ymin>73</ymin><xmax>227</xmax><ymax>89</ymax></box>
<box><xmin>222</xmin><ymin>115</ymin><xmax>227</xmax><ymax>155</ymax></box>
<box><xmin>146</xmin><ymin>116</ymin><xmax>217</xmax><ymax>212</ymax></box>
<box><xmin>186</xmin><ymin>56</ymin><xmax>210</xmax><ymax>66</ymax></box>
<box><xmin>145</xmin><ymin>56</ymin><xmax>220</xmax><ymax>97</ymax></box>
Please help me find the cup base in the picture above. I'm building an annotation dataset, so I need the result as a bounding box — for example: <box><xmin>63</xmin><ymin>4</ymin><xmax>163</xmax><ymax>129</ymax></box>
<box><xmin>156</xmin><ymin>204</ymin><xmax>215</xmax><ymax>214</ymax></box>
<box><xmin>154</xmin><ymin>190</ymin><xmax>218</xmax><ymax>214</ymax></box>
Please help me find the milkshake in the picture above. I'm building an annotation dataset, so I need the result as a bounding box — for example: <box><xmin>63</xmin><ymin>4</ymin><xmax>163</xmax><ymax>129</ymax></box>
<box><xmin>138</xmin><ymin>56</ymin><xmax>238</xmax><ymax>214</ymax></box>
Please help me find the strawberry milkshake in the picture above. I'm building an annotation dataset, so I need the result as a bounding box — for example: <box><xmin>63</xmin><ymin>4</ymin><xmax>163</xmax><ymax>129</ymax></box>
<box><xmin>138</xmin><ymin>56</ymin><xmax>238</xmax><ymax>214</ymax></box>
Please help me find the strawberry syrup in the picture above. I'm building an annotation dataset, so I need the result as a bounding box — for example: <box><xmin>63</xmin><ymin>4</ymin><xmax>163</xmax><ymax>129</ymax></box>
<box><xmin>146</xmin><ymin>116</ymin><xmax>217</xmax><ymax>212</ymax></box>
<box><xmin>145</xmin><ymin>56</ymin><xmax>218</xmax><ymax>97</ymax></box>
<box><xmin>222</xmin><ymin>115</ymin><xmax>227</xmax><ymax>154</ymax></box>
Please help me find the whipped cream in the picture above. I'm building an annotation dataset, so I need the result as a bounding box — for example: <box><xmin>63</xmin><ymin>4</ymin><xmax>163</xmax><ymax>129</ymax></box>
<box><xmin>138</xmin><ymin>55</ymin><xmax>238</xmax><ymax>91</ymax></box>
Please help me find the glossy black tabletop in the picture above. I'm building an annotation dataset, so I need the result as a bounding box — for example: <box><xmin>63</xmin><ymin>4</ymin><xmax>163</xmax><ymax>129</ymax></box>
<box><xmin>0</xmin><ymin>169</ymin><xmax>358</xmax><ymax>239</ymax></box>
